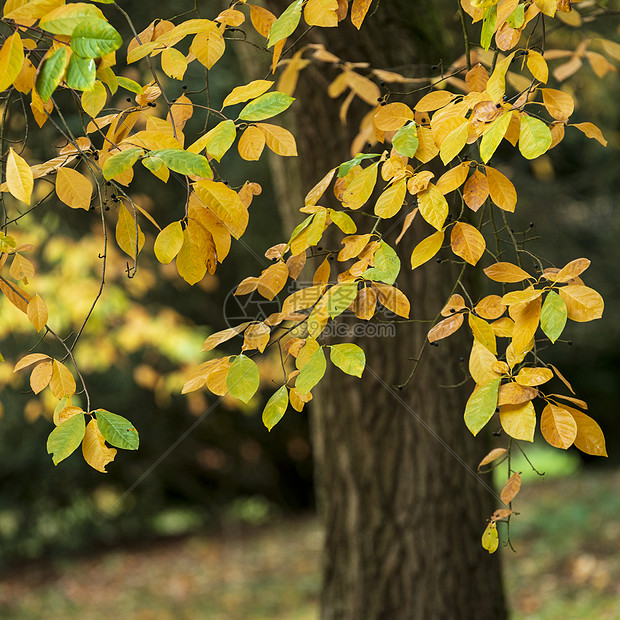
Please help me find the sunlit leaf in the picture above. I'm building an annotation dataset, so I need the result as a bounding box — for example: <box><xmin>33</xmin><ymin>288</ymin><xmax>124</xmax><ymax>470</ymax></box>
<box><xmin>95</xmin><ymin>409</ymin><xmax>139</xmax><ymax>450</ymax></box>
<box><xmin>47</xmin><ymin>412</ymin><xmax>85</xmax><ymax>465</ymax></box>
<box><xmin>481</xmin><ymin>521</ymin><xmax>498</xmax><ymax>554</ymax></box>
<box><xmin>558</xmin><ymin>284</ymin><xmax>604</xmax><ymax>322</ymax></box>
<box><xmin>71</xmin><ymin>18</ymin><xmax>123</xmax><ymax>59</ymax></box>
<box><xmin>329</xmin><ymin>343</ymin><xmax>365</xmax><ymax>377</ymax></box>
<box><xmin>262</xmin><ymin>385</ymin><xmax>289</xmax><ymax>431</ymax></box>
<box><xmin>451</xmin><ymin>222</ymin><xmax>485</xmax><ymax>266</ymax></box>
<box><xmin>82</xmin><ymin>419</ymin><xmax>117</xmax><ymax>472</ymax></box>
<box><xmin>411</xmin><ymin>230</ymin><xmax>444</xmax><ymax>270</ymax></box>
<box><xmin>56</xmin><ymin>167</ymin><xmax>92</xmax><ymax>210</ymax></box>
<box><xmin>500</xmin><ymin>401</ymin><xmax>536</xmax><ymax>442</ymax></box>
<box><xmin>0</xmin><ymin>33</ymin><xmax>24</xmax><ymax>93</ymax></box>
<box><xmin>540</xmin><ymin>402</ymin><xmax>577</xmax><ymax>449</ymax></box>
<box><xmin>6</xmin><ymin>147</ymin><xmax>33</xmax><ymax>204</ymax></box>
<box><xmin>519</xmin><ymin>115</ymin><xmax>552</xmax><ymax>160</ymax></box>
<box><xmin>295</xmin><ymin>347</ymin><xmax>326</xmax><ymax>395</ymax></box>
<box><xmin>226</xmin><ymin>354</ymin><xmax>260</xmax><ymax>403</ymax></box>
<box><xmin>500</xmin><ymin>472</ymin><xmax>521</xmax><ymax>504</ymax></box>
<box><xmin>464</xmin><ymin>378</ymin><xmax>501</xmax><ymax>436</ymax></box>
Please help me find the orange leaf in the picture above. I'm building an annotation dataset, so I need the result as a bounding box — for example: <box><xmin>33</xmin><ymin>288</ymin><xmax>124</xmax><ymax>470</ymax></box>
<box><xmin>475</xmin><ymin>295</ymin><xmax>506</xmax><ymax>320</ymax></box>
<box><xmin>484</xmin><ymin>262</ymin><xmax>532</xmax><ymax>283</ymax></box>
<box><xmin>427</xmin><ymin>313</ymin><xmax>464</xmax><ymax>343</ymax></box>
<box><xmin>500</xmin><ymin>472</ymin><xmax>522</xmax><ymax>504</ymax></box>
<box><xmin>540</xmin><ymin>402</ymin><xmax>577</xmax><ymax>449</ymax></box>
<box><xmin>463</xmin><ymin>169</ymin><xmax>488</xmax><ymax>212</ymax></box>
<box><xmin>372</xmin><ymin>282</ymin><xmax>410</xmax><ymax>318</ymax></box>
<box><xmin>450</xmin><ymin>222</ymin><xmax>486</xmax><ymax>266</ymax></box>
<box><xmin>486</xmin><ymin>166</ymin><xmax>516</xmax><ymax>212</ymax></box>
<box><xmin>563</xmin><ymin>405</ymin><xmax>607</xmax><ymax>457</ymax></box>
<box><xmin>558</xmin><ymin>284</ymin><xmax>604</xmax><ymax>322</ymax></box>
<box><xmin>441</xmin><ymin>294</ymin><xmax>466</xmax><ymax>317</ymax></box>
<box><xmin>478</xmin><ymin>448</ymin><xmax>507</xmax><ymax>471</ymax></box>
<box><xmin>50</xmin><ymin>360</ymin><xmax>76</xmax><ymax>399</ymax></box>
<box><xmin>27</xmin><ymin>293</ymin><xmax>48</xmax><ymax>332</ymax></box>
<box><xmin>373</xmin><ymin>102</ymin><xmax>414</xmax><ymax>131</ymax></box>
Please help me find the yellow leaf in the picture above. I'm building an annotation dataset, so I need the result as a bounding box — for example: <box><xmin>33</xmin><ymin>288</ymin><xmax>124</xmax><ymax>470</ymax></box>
<box><xmin>50</xmin><ymin>360</ymin><xmax>76</xmax><ymax>399</ymax></box>
<box><xmin>372</xmin><ymin>282</ymin><xmax>410</xmax><ymax>318</ymax></box>
<box><xmin>6</xmin><ymin>147</ymin><xmax>33</xmax><ymax>204</ymax></box>
<box><xmin>14</xmin><ymin>353</ymin><xmax>50</xmax><ymax>372</ymax></box>
<box><xmin>499</xmin><ymin>402</ymin><xmax>536</xmax><ymax>441</ymax></box>
<box><xmin>436</xmin><ymin>162</ymin><xmax>469</xmax><ymax>195</ymax></box>
<box><xmin>27</xmin><ymin>293</ymin><xmax>48</xmax><ymax>332</ymax></box>
<box><xmin>571</xmin><ymin>122</ymin><xmax>607</xmax><ymax>147</ymax></box>
<box><xmin>257</xmin><ymin>123</ymin><xmax>298</xmax><ymax>156</ymax></box>
<box><xmin>439</xmin><ymin>121</ymin><xmax>469</xmax><ymax>165</ymax></box>
<box><xmin>282</xmin><ymin>284</ymin><xmax>325</xmax><ymax>315</ymax></box>
<box><xmin>428</xmin><ymin>313</ymin><xmax>464</xmax><ymax>343</ymax></box>
<box><xmin>450</xmin><ymin>222</ymin><xmax>485</xmax><ymax>266</ymax></box>
<box><xmin>417</xmin><ymin>184</ymin><xmax>448</xmax><ymax>230</ymax></box>
<box><xmin>176</xmin><ymin>228</ymin><xmax>207</xmax><ymax>285</ymax></box>
<box><xmin>223</xmin><ymin>79</ymin><xmax>273</xmax><ymax>108</ymax></box>
<box><xmin>410</xmin><ymin>230</ymin><xmax>444</xmax><ymax>270</ymax></box>
<box><xmin>500</xmin><ymin>472</ymin><xmax>522</xmax><ymax>504</ymax></box>
<box><xmin>481</xmin><ymin>521</ymin><xmax>499</xmax><ymax>554</ymax></box>
<box><xmin>194</xmin><ymin>179</ymin><xmax>248</xmax><ymax>239</ymax></box>
<box><xmin>82</xmin><ymin>419</ymin><xmax>117</xmax><ymax>473</ymax></box>
<box><xmin>304</xmin><ymin>0</ymin><xmax>338</xmax><ymax>27</ymax></box>
<box><xmin>563</xmin><ymin>405</ymin><xmax>607</xmax><ymax>457</ymax></box>
<box><xmin>154</xmin><ymin>221</ymin><xmax>184</xmax><ymax>264</ymax></box>
<box><xmin>56</xmin><ymin>167</ymin><xmax>92</xmax><ymax>210</ymax></box>
<box><xmin>242</xmin><ymin>322</ymin><xmax>271</xmax><ymax>353</ymax></box>
<box><xmin>0</xmin><ymin>32</ymin><xmax>24</xmax><ymax>92</ymax></box>
<box><xmin>534</xmin><ymin>0</ymin><xmax>556</xmax><ymax>16</ymax></box>
<box><xmin>491</xmin><ymin>317</ymin><xmax>515</xmax><ymax>338</ymax></box>
<box><xmin>13</xmin><ymin>56</ymin><xmax>36</xmax><ymax>94</ymax></box>
<box><xmin>478</xmin><ymin>448</ymin><xmax>507</xmax><ymax>470</ymax></box>
<box><xmin>551</xmin><ymin>258</ymin><xmax>590</xmax><ymax>283</ymax></box>
<box><xmin>498</xmin><ymin>382</ymin><xmax>538</xmax><ymax>406</ymax></box>
<box><xmin>463</xmin><ymin>169</ymin><xmax>488</xmax><ymax>212</ymax></box>
<box><xmin>190</xmin><ymin>26</ymin><xmax>225</xmax><ymax>69</ymax></box>
<box><xmin>526</xmin><ymin>49</ymin><xmax>548</xmax><ymax>83</ymax></box>
<box><xmin>541</xmin><ymin>88</ymin><xmax>574</xmax><ymax>121</ymax></box>
<box><xmin>502</xmin><ymin>289</ymin><xmax>542</xmax><ymax>306</ymax></box>
<box><xmin>510</xmin><ymin>296</ymin><xmax>542</xmax><ymax>356</ymax></box>
<box><xmin>486</xmin><ymin>166</ymin><xmax>516</xmax><ymax>212</ymax></box>
<box><xmin>414</xmin><ymin>126</ymin><xmax>439</xmax><ymax>163</ymax></box>
<box><xmin>486</xmin><ymin>52</ymin><xmax>515</xmax><ymax>103</ymax></box>
<box><xmin>415</xmin><ymin>90</ymin><xmax>454</xmax><ymax>112</ymax></box>
<box><xmin>342</xmin><ymin>163</ymin><xmax>378</xmax><ymax>209</ymax></box>
<box><xmin>350</xmin><ymin>0</ymin><xmax>373</xmax><ymax>29</ymax></box>
<box><xmin>257</xmin><ymin>261</ymin><xmax>289</xmax><ymax>300</ymax></box>
<box><xmin>558</xmin><ymin>284</ymin><xmax>604</xmax><ymax>322</ymax></box>
<box><xmin>161</xmin><ymin>47</ymin><xmax>187</xmax><ymax>80</ymax></box>
<box><xmin>469</xmin><ymin>338</ymin><xmax>501</xmax><ymax>386</ymax></box>
<box><xmin>250</xmin><ymin>4</ymin><xmax>277</xmax><ymax>38</ymax></box>
<box><xmin>374</xmin><ymin>178</ymin><xmax>406</xmax><ymax>219</ymax></box>
<box><xmin>0</xmin><ymin>277</ymin><xmax>31</xmax><ymax>312</ymax></box>
<box><xmin>9</xmin><ymin>253</ymin><xmax>35</xmax><ymax>281</ymax></box>
<box><xmin>238</xmin><ymin>125</ymin><xmax>266</xmax><ymax>161</ymax></box>
<box><xmin>469</xmin><ymin>313</ymin><xmax>496</xmax><ymax>354</ymax></box>
<box><xmin>116</xmin><ymin>204</ymin><xmax>145</xmax><ymax>258</ymax></box>
<box><xmin>484</xmin><ymin>262</ymin><xmax>532</xmax><ymax>283</ymax></box>
<box><xmin>313</xmin><ymin>257</ymin><xmax>331</xmax><ymax>285</ymax></box>
<box><xmin>541</xmin><ymin>403</ymin><xmax>577</xmax><ymax>449</ymax></box>
<box><xmin>29</xmin><ymin>360</ymin><xmax>53</xmax><ymax>394</ymax></box>
<box><xmin>81</xmin><ymin>81</ymin><xmax>107</xmax><ymax>118</ymax></box>
<box><xmin>373</xmin><ymin>102</ymin><xmax>414</xmax><ymax>131</ymax></box>
<box><xmin>305</xmin><ymin>168</ymin><xmax>336</xmax><ymax>205</ymax></box>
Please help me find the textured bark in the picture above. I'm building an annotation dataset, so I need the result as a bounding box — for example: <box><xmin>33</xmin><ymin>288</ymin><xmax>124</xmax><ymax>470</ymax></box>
<box><xmin>266</xmin><ymin>2</ymin><xmax>507</xmax><ymax>618</ymax></box>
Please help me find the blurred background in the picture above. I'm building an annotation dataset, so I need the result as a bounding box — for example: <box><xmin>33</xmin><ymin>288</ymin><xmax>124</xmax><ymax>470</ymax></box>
<box><xmin>0</xmin><ymin>1</ymin><xmax>618</xmax><ymax>618</ymax></box>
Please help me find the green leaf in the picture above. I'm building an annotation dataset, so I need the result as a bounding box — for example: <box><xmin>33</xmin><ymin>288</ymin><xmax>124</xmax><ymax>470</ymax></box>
<box><xmin>147</xmin><ymin>149</ymin><xmax>212</xmax><ymax>178</ymax></box>
<box><xmin>295</xmin><ymin>347</ymin><xmax>326</xmax><ymax>395</ymax></box>
<box><xmin>35</xmin><ymin>47</ymin><xmax>67</xmax><ymax>102</ymax></box>
<box><xmin>262</xmin><ymin>385</ymin><xmax>289</xmax><ymax>431</ymax></box>
<box><xmin>117</xmin><ymin>76</ymin><xmax>144</xmax><ymax>94</ymax></box>
<box><xmin>65</xmin><ymin>54</ymin><xmax>96</xmax><ymax>91</ymax></box>
<box><xmin>267</xmin><ymin>0</ymin><xmax>303</xmax><ymax>47</ymax></box>
<box><xmin>392</xmin><ymin>121</ymin><xmax>419</xmax><ymax>158</ymax></box>
<box><xmin>102</xmin><ymin>148</ymin><xmax>142</xmax><ymax>180</ymax></box>
<box><xmin>71</xmin><ymin>18</ymin><xmax>122</xmax><ymax>59</ymax></box>
<box><xmin>519</xmin><ymin>115</ymin><xmax>552</xmax><ymax>160</ymax></box>
<box><xmin>540</xmin><ymin>290</ymin><xmax>567</xmax><ymax>343</ymax></box>
<box><xmin>95</xmin><ymin>409</ymin><xmax>139</xmax><ymax>450</ymax></box>
<box><xmin>97</xmin><ymin>66</ymin><xmax>118</xmax><ymax>94</ymax></box>
<box><xmin>47</xmin><ymin>413</ymin><xmax>85</xmax><ymax>465</ymax></box>
<box><xmin>329</xmin><ymin>343</ymin><xmax>365</xmax><ymax>377</ymax></box>
<box><xmin>205</xmin><ymin>120</ymin><xmax>236</xmax><ymax>162</ymax></box>
<box><xmin>481</xmin><ymin>521</ymin><xmax>499</xmax><ymax>554</ymax></box>
<box><xmin>480</xmin><ymin>113</ymin><xmax>511</xmax><ymax>163</ymax></box>
<box><xmin>226</xmin><ymin>354</ymin><xmax>260</xmax><ymax>403</ymax></box>
<box><xmin>326</xmin><ymin>282</ymin><xmax>358</xmax><ymax>318</ymax></box>
<box><xmin>238</xmin><ymin>92</ymin><xmax>295</xmax><ymax>122</ymax></box>
<box><xmin>40</xmin><ymin>4</ymin><xmax>104</xmax><ymax>35</ymax></box>
<box><xmin>507</xmin><ymin>3</ymin><xmax>525</xmax><ymax>28</ymax></box>
<box><xmin>338</xmin><ymin>153</ymin><xmax>378</xmax><ymax>178</ymax></box>
<box><xmin>329</xmin><ymin>209</ymin><xmax>357</xmax><ymax>234</ymax></box>
<box><xmin>464</xmin><ymin>378</ymin><xmax>501</xmax><ymax>436</ymax></box>
<box><xmin>480</xmin><ymin>5</ymin><xmax>497</xmax><ymax>51</ymax></box>
<box><xmin>362</xmin><ymin>242</ymin><xmax>400</xmax><ymax>285</ymax></box>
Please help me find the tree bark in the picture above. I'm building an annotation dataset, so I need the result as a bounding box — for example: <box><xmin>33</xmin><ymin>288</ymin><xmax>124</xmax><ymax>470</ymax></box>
<box><xmin>266</xmin><ymin>2</ymin><xmax>507</xmax><ymax>618</ymax></box>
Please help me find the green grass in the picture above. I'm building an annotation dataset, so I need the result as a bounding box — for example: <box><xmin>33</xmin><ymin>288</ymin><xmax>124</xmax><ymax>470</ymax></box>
<box><xmin>1</xmin><ymin>468</ymin><xmax>619</xmax><ymax>619</ymax></box>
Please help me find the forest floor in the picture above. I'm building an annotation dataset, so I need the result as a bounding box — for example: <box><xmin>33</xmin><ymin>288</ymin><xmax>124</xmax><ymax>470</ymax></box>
<box><xmin>1</xmin><ymin>467</ymin><xmax>619</xmax><ymax>619</ymax></box>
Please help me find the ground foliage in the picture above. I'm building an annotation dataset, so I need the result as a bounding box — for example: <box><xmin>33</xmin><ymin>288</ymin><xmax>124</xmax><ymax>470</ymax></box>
<box><xmin>0</xmin><ymin>0</ymin><xmax>616</xmax><ymax>551</ymax></box>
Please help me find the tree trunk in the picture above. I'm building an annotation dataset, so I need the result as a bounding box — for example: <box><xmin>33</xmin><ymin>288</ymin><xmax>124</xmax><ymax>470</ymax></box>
<box><xmin>266</xmin><ymin>2</ymin><xmax>507</xmax><ymax>618</ymax></box>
